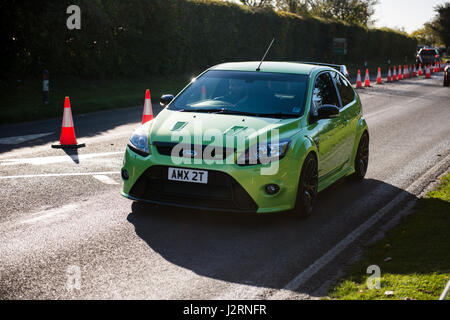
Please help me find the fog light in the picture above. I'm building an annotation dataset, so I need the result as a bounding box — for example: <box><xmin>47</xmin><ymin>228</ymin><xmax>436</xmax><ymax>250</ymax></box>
<box><xmin>121</xmin><ymin>168</ymin><xmax>129</xmax><ymax>180</ymax></box>
<box><xmin>265</xmin><ymin>184</ymin><xmax>280</xmax><ymax>195</ymax></box>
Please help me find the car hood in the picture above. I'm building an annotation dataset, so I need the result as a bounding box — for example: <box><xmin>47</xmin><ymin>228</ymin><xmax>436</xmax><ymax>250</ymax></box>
<box><xmin>148</xmin><ymin>108</ymin><xmax>300</xmax><ymax>146</ymax></box>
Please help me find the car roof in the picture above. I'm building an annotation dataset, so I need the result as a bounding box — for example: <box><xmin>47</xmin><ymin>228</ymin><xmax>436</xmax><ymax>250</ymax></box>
<box><xmin>210</xmin><ymin>61</ymin><xmax>323</xmax><ymax>75</ymax></box>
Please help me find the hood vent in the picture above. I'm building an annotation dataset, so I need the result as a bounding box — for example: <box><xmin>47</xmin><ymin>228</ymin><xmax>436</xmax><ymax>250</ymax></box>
<box><xmin>224</xmin><ymin>125</ymin><xmax>247</xmax><ymax>135</ymax></box>
<box><xmin>171</xmin><ymin>121</ymin><xmax>188</xmax><ymax>131</ymax></box>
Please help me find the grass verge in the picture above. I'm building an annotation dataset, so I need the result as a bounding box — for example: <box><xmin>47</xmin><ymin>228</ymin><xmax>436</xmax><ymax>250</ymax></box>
<box><xmin>328</xmin><ymin>173</ymin><xmax>450</xmax><ymax>300</ymax></box>
<box><xmin>0</xmin><ymin>74</ymin><xmax>192</xmax><ymax>124</ymax></box>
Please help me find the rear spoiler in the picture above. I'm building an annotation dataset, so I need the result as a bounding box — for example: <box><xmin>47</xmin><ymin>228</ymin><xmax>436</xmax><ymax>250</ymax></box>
<box><xmin>293</xmin><ymin>61</ymin><xmax>350</xmax><ymax>79</ymax></box>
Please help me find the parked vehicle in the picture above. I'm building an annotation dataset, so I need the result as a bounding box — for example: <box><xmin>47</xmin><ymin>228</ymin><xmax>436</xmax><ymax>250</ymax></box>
<box><xmin>416</xmin><ymin>47</ymin><xmax>440</xmax><ymax>67</ymax></box>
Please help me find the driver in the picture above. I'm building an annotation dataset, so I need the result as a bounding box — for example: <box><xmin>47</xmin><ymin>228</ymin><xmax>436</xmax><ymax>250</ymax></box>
<box><xmin>227</xmin><ymin>79</ymin><xmax>248</xmax><ymax>106</ymax></box>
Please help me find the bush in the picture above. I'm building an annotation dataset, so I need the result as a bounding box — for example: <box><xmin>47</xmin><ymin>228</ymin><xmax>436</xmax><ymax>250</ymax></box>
<box><xmin>2</xmin><ymin>0</ymin><xmax>417</xmax><ymax>80</ymax></box>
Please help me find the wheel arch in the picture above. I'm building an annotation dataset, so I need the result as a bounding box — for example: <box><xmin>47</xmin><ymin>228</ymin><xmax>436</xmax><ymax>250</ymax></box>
<box><xmin>289</xmin><ymin>133</ymin><xmax>319</xmax><ymax>195</ymax></box>
<box><xmin>351</xmin><ymin>117</ymin><xmax>369</xmax><ymax>163</ymax></box>
<box><xmin>290</xmin><ymin>133</ymin><xmax>319</xmax><ymax>169</ymax></box>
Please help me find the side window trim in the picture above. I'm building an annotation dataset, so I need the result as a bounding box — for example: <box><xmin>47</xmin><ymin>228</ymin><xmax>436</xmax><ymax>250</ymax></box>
<box><xmin>309</xmin><ymin>71</ymin><xmax>340</xmax><ymax>123</ymax></box>
<box><xmin>310</xmin><ymin>71</ymin><xmax>329</xmax><ymax>118</ymax></box>
<box><xmin>329</xmin><ymin>71</ymin><xmax>343</xmax><ymax>109</ymax></box>
<box><xmin>340</xmin><ymin>75</ymin><xmax>357</xmax><ymax>108</ymax></box>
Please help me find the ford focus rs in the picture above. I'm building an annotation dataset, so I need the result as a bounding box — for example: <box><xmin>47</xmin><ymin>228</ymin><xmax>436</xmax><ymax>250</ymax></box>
<box><xmin>121</xmin><ymin>62</ymin><xmax>369</xmax><ymax>217</ymax></box>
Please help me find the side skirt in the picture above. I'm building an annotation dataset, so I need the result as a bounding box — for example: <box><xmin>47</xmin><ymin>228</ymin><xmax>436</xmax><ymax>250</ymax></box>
<box><xmin>317</xmin><ymin>165</ymin><xmax>354</xmax><ymax>193</ymax></box>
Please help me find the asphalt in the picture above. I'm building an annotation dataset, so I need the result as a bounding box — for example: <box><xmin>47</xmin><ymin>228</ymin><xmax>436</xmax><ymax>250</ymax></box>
<box><xmin>0</xmin><ymin>73</ymin><xmax>449</xmax><ymax>299</ymax></box>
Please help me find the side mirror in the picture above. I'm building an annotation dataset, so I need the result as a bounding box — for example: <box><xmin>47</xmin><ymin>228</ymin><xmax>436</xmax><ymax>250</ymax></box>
<box><xmin>317</xmin><ymin>105</ymin><xmax>340</xmax><ymax>120</ymax></box>
<box><xmin>160</xmin><ymin>94</ymin><xmax>174</xmax><ymax>107</ymax></box>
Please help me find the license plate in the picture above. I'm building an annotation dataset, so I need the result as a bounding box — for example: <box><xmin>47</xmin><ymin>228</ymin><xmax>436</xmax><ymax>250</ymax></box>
<box><xmin>168</xmin><ymin>167</ymin><xmax>208</xmax><ymax>184</ymax></box>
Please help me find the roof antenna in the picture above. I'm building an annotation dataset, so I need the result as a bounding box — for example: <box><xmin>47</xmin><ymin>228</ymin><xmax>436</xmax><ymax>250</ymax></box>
<box><xmin>256</xmin><ymin>38</ymin><xmax>275</xmax><ymax>71</ymax></box>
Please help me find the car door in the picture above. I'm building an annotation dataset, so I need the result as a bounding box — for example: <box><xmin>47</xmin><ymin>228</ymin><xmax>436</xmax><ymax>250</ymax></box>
<box><xmin>330</xmin><ymin>71</ymin><xmax>359</xmax><ymax>166</ymax></box>
<box><xmin>309</xmin><ymin>71</ymin><xmax>347</xmax><ymax>178</ymax></box>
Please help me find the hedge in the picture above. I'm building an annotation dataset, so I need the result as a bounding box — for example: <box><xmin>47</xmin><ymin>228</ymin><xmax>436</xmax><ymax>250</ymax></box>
<box><xmin>1</xmin><ymin>0</ymin><xmax>417</xmax><ymax>80</ymax></box>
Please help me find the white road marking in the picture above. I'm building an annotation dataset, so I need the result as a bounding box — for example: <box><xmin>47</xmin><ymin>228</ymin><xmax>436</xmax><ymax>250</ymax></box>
<box><xmin>0</xmin><ymin>171</ymin><xmax>120</xmax><ymax>179</ymax></box>
<box><xmin>0</xmin><ymin>132</ymin><xmax>54</xmax><ymax>145</ymax></box>
<box><xmin>92</xmin><ymin>175</ymin><xmax>119</xmax><ymax>185</ymax></box>
<box><xmin>0</xmin><ymin>151</ymin><xmax>123</xmax><ymax>166</ymax></box>
<box><xmin>21</xmin><ymin>204</ymin><xmax>78</xmax><ymax>224</ymax></box>
<box><xmin>269</xmin><ymin>152</ymin><xmax>450</xmax><ymax>299</ymax></box>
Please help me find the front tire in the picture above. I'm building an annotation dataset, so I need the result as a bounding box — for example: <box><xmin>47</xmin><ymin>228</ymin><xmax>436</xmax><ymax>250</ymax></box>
<box><xmin>293</xmin><ymin>153</ymin><xmax>318</xmax><ymax>218</ymax></box>
<box><xmin>350</xmin><ymin>132</ymin><xmax>369</xmax><ymax>181</ymax></box>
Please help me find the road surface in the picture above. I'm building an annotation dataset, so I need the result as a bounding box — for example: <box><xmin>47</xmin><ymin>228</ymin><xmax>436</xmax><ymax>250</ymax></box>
<box><xmin>0</xmin><ymin>73</ymin><xmax>449</xmax><ymax>299</ymax></box>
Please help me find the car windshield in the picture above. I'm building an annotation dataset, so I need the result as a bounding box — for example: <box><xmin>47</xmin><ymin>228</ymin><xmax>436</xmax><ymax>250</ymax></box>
<box><xmin>168</xmin><ymin>70</ymin><xmax>308</xmax><ymax>118</ymax></box>
<box><xmin>420</xmin><ymin>50</ymin><xmax>436</xmax><ymax>56</ymax></box>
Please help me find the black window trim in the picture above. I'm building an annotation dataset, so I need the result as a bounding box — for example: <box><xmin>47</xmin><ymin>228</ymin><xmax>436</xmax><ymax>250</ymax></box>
<box><xmin>330</xmin><ymin>70</ymin><xmax>357</xmax><ymax>109</ymax></box>
<box><xmin>309</xmin><ymin>70</ymin><xmax>341</xmax><ymax>124</ymax></box>
<box><xmin>310</xmin><ymin>70</ymin><xmax>341</xmax><ymax>109</ymax></box>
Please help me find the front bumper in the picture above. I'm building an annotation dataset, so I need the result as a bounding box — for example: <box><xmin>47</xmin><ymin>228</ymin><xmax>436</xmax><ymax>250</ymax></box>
<box><xmin>121</xmin><ymin>145</ymin><xmax>302</xmax><ymax>213</ymax></box>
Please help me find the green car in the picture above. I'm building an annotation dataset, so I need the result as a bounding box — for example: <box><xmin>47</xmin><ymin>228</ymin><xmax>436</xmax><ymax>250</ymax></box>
<box><xmin>121</xmin><ymin>61</ymin><xmax>369</xmax><ymax>216</ymax></box>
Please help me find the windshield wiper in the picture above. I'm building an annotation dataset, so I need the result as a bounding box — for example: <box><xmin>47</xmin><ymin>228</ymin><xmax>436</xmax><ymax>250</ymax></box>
<box><xmin>177</xmin><ymin>108</ymin><xmax>259</xmax><ymax>116</ymax></box>
<box><xmin>257</xmin><ymin>112</ymin><xmax>299</xmax><ymax>119</ymax></box>
<box><xmin>177</xmin><ymin>108</ymin><xmax>228</xmax><ymax>113</ymax></box>
<box><xmin>176</xmin><ymin>108</ymin><xmax>298</xmax><ymax>118</ymax></box>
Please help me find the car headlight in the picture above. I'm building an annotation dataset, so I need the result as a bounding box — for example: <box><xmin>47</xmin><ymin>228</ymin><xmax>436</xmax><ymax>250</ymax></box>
<box><xmin>128</xmin><ymin>125</ymin><xmax>150</xmax><ymax>156</ymax></box>
<box><xmin>237</xmin><ymin>140</ymin><xmax>290</xmax><ymax>166</ymax></box>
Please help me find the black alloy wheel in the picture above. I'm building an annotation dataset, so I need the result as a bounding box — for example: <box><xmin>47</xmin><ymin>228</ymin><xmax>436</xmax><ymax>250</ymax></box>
<box><xmin>294</xmin><ymin>153</ymin><xmax>318</xmax><ymax>218</ymax></box>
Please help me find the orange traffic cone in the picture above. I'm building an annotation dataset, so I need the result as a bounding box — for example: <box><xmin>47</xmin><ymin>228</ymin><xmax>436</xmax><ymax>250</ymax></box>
<box><xmin>404</xmin><ymin>65</ymin><xmax>409</xmax><ymax>79</ymax></box>
<box><xmin>412</xmin><ymin>65</ymin><xmax>417</xmax><ymax>77</ymax></box>
<box><xmin>425</xmin><ymin>65</ymin><xmax>431</xmax><ymax>79</ymax></box>
<box><xmin>393</xmin><ymin>65</ymin><xmax>397</xmax><ymax>81</ymax></box>
<box><xmin>376</xmin><ymin>67</ymin><xmax>383</xmax><ymax>84</ymax></box>
<box><xmin>52</xmin><ymin>97</ymin><xmax>85</xmax><ymax>149</ymax></box>
<box><xmin>141</xmin><ymin>89</ymin><xmax>153</xmax><ymax>124</ymax></box>
<box><xmin>356</xmin><ymin>69</ymin><xmax>363</xmax><ymax>88</ymax></box>
<box><xmin>364</xmin><ymin>69</ymin><xmax>371</xmax><ymax>87</ymax></box>
<box><xmin>387</xmin><ymin>67</ymin><xmax>392</xmax><ymax>83</ymax></box>
<box><xmin>418</xmin><ymin>64</ymin><xmax>423</xmax><ymax>76</ymax></box>
<box><xmin>398</xmin><ymin>65</ymin><xmax>403</xmax><ymax>80</ymax></box>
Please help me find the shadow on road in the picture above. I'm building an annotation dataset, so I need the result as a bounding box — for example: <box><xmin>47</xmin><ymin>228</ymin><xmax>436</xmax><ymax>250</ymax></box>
<box><xmin>127</xmin><ymin>177</ymin><xmax>417</xmax><ymax>295</ymax></box>
<box><xmin>61</xmin><ymin>147</ymin><xmax>80</xmax><ymax>164</ymax></box>
<box><xmin>0</xmin><ymin>104</ymin><xmax>163</xmax><ymax>154</ymax></box>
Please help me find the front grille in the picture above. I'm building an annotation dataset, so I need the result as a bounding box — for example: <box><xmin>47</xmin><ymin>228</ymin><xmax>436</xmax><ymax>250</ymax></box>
<box><xmin>129</xmin><ymin>166</ymin><xmax>258</xmax><ymax>212</ymax></box>
<box><xmin>153</xmin><ymin>142</ymin><xmax>235</xmax><ymax>161</ymax></box>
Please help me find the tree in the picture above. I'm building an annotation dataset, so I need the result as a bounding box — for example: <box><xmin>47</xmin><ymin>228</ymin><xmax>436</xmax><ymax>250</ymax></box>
<box><xmin>411</xmin><ymin>22</ymin><xmax>442</xmax><ymax>46</ymax></box>
<box><xmin>238</xmin><ymin>0</ymin><xmax>379</xmax><ymax>26</ymax></box>
<box><xmin>239</xmin><ymin>0</ymin><xmax>274</xmax><ymax>7</ymax></box>
<box><xmin>274</xmin><ymin>0</ymin><xmax>311</xmax><ymax>15</ymax></box>
<box><xmin>432</xmin><ymin>2</ymin><xmax>450</xmax><ymax>48</ymax></box>
<box><xmin>309</xmin><ymin>0</ymin><xmax>378</xmax><ymax>26</ymax></box>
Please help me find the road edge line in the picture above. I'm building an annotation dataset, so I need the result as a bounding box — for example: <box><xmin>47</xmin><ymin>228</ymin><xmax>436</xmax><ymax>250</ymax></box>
<box><xmin>269</xmin><ymin>152</ymin><xmax>450</xmax><ymax>299</ymax></box>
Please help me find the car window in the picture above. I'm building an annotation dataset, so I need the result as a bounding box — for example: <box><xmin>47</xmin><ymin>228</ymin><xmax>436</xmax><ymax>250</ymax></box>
<box><xmin>420</xmin><ymin>49</ymin><xmax>437</xmax><ymax>56</ymax></box>
<box><xmin>311</xmin><ymin>72</ymin><xmax>339</xmax><ymax>115</ymax></box>
<box><xmin>331</xmin><ymin>72</ymin><xmax>355</xmax><ymax>107</ymax></box>
<box><xmin>169</xmin><ymin>70</ymin><xmax>308</xmax><ymax>117</ymax></box>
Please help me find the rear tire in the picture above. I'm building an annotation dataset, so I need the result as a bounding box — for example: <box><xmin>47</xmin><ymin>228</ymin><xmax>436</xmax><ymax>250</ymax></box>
<box><xmin>350</xmin><ymin>132</ymin><xmax>369</xmax><ymax>181</ymax></box>
<box><xmin>292</xmin><ymin>153</ymin><xmax>318</xmax><ymax>218</ymax></box>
